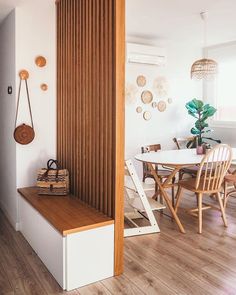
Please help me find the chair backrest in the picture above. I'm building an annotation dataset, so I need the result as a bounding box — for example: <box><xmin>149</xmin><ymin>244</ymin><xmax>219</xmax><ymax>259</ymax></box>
<box><xmin>173</xmin><ymin>137</ymin><xmax>195</xmax><ymax>150</ymax></box>
<box><xmin>141</xmin><ymin>144</ymin><xmax>161</xmax><ymax>153</ymax></box>
<box><xmin>195</xmin><ymin>144</ymin><xmax>232</xmax><ymax>191</ymax></box>
<box><xmin>141</xmin><ymin>144</ymin><xmax>161</xmax><ymax>179</ymax></box>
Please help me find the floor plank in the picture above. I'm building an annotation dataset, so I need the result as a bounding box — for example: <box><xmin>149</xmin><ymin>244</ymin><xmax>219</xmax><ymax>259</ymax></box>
<box><xmin>78</xmin><ymin>282</ymin><xmax>112</xmax><ymax>295</ymax></box>
<box><xmin>0</xmin><ymin>261</ymin><xmax>12</xmax><ymax>294</ymax></box>
<box><xmin>1</xmin><ymin>191</ymin><xmax>236</xmax><ymax>294</ymax></box>
<box><xmin>101</xmin><ymin>274</ymin><xmax>145</xmax><ymax>295</ymax></box>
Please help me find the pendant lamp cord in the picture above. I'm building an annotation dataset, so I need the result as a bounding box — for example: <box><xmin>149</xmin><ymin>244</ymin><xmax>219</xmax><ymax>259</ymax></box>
<box><xmin>201</xmin><ymin>12</ymin><xmax>208</xmax><ymax>59</ymax></box>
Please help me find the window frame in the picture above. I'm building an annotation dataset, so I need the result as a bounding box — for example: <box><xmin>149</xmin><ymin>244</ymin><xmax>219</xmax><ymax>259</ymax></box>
<box><xmin>203</xmin><ymin>41</ymin><xmax>236</xmax><ymax>129</ymax></box>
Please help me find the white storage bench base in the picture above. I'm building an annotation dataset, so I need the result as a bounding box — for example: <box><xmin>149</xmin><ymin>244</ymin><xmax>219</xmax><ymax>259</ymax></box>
<box><xmin>66</xmin><ymin>226</ymin><xmax>114</xmax><ymax>290</ymax></box>
<box><xmin>18</xmin><ymin>187</ymin><xmax>114</xmax><ymax>291</ymax></box>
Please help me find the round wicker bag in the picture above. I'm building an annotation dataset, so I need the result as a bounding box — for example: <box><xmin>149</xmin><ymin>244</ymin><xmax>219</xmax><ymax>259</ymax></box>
<box><xmin>14</xmin><ymin>70</ymin><xmax>35</xmax><ymax>145</ymax></box>
<box><xmin>14</xmin><ymin>124</ymin><xmax>35</xmax><ymax>145</ymax></box>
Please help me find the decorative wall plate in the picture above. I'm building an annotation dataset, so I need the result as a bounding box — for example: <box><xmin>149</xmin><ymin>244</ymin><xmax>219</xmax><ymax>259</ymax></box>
<box><xmin>157</xmin><ymin>101</ymin><xmax>167</xmax><ymax>112</ymax></box>
<box><xmin>153</xmin><ymin>76</ymin><xmax>169</xmax><ymax>98</ymax></box>
<box><xmin>136</xmin><ymin>106</ymin><xmax>142</xmax><ymax>113</ymax></box>
<box><xmin>136</xmin><ymin>75</ymin><xmax>146</xmax><ymax>87</ymax></box>
<box><xmin>141</xmin><ymin>90</ymin><xmax>153</xmax><ymax>104</ymax></box>
<box><xmin>168</xmin><ymin>97</ymin><xmax>173</xmax><ymax>104</ymax></box>
<box><xmin>152</xmin><ymin>102</ymin><xmax>157</xmax><ymax>108</ymax></box>
<box><xmin>19</xmin><ymin>70</ymin><xmax>29</xmax><ymax>80</ymax></box>
<box><xmin>125</xmin><ymin>83</ymin><xmax>138</xmax><ymax>105</ymax></box>
<box><xmin>41</xmin><ymin>83</ymin><xmax>48</xmax><ymax>91</ymax></box>
<box><xmin>143</xmin><ymin>111</ymin><xmax>152</xmax><ymax>121</ymax></box>
<box><xmin>35</xmin><ymin>56</ymin><xmax>47</xmax><ymax>67</ymax></box>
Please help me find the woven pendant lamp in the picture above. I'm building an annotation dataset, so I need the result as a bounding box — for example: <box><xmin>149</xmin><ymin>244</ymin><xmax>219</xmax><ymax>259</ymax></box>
<box><xmin>191</xmin><ymin>12</ymin><xmax>218</xmax><ymax>80</ymax></box>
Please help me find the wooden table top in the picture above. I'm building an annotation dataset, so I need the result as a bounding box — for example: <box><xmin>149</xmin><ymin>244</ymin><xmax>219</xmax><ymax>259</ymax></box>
<box><xmin>18</xmin><ymin>187</ymin><xmax>114</xmax><ymax>236</ymax></box>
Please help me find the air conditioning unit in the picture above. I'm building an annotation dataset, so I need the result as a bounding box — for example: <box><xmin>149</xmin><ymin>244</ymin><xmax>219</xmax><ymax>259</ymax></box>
<box><xmin>126</xmin><ymin>43</ymin><xmax>166</xmax><ymax>66</ymax></box>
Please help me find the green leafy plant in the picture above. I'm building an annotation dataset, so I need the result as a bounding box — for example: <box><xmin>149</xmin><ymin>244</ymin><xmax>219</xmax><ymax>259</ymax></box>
<box><xmin>185</xmin><ymin>98</ymin><xmax>221</xmax><ymax>147</ymax></box>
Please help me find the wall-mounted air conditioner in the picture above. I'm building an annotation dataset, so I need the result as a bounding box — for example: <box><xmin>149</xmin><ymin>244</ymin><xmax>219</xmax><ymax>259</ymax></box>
<box><xmin>126</xmin><ymin>43</ymin><xmax>166</xmax><ymax>66</ymax></box>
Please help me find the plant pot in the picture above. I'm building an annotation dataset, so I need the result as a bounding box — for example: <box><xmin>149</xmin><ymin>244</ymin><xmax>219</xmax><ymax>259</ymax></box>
<box><xmin>196</xmin><ymin>144</ymin><xmax>206</xmax><ymax>155</ymax></box>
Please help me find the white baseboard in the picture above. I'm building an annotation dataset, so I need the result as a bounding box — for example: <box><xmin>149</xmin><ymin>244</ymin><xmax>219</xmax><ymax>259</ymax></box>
<box><xmin>15</xmin><ymin>222</ymin><xmax>20</xmax><ymax>231</ymax></box>
<box><xmin>0</xmin><ymin>201</ymin><xmax>18</xmax><ymax>231</ymax></box>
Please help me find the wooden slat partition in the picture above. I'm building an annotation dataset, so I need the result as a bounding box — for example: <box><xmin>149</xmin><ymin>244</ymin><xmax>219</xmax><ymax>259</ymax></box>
<box><xmin>56</xmin><ymin>0</ymin><xmax>125</xmax><ymax>275</ymax></box>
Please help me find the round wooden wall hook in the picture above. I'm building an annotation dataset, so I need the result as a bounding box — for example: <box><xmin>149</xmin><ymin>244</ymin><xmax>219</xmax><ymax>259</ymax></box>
<box><xmin>19</xmin><ymin>70</ymin><xmax>29</xmax><ymax>80</ymax></box>
<box><xmin>40</xmin><ymin>83</ymin><xmax>48</xmax><ymax>91</ymax></box>
<box><xmin>35</xmin><ymin>56</ymin><xmax>47</xmax><ymax>67</ymax></box>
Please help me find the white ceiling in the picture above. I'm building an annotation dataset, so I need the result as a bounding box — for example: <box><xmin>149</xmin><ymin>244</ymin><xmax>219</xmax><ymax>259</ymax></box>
<box><xmin>1</xmin><ymin>0</ymin><xmax>235</xmax><ymax>46</ymax></box>
<box><xmin>0</xmin><ymin>0</ymin><xmax>22</xmax><ymax>23</ymax></box>
<box><xmin>126</xmin><ymin>0</ymin><xmax>236</xmax><ymax>46</ymax></box>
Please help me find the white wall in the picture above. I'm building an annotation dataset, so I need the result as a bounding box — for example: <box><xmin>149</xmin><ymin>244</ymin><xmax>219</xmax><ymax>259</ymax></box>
<box><xmin>0</xmin><ymin>10</ymin><xmax>17</xmax><ymax>226</ymax></box>
<box><xmin>125</xmin><ymin>39</ymin><xmax>202</xmax><ymax>177</ymax></box>
<box><xmin>0</xmin><ymin>0</ymin><xmax>56</xmax><ymax>228</ymax></box>
<box><xmin>15</xmin><ymin>0</ymin><xmax>56</xmax><ymax>189</ymax></box>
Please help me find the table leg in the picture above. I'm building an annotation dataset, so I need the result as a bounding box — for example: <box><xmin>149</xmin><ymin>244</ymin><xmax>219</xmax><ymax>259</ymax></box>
<box><xmin>148</xmin><ymin>163</ymin><xmax>186</xmax><ymax>233</ymax></box>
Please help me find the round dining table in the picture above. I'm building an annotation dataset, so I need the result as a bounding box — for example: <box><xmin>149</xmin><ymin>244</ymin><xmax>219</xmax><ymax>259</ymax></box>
<box><xmin>135</xmin><ymin>148</ymin><xmax>236</xmax><ymax>233</ymax></box>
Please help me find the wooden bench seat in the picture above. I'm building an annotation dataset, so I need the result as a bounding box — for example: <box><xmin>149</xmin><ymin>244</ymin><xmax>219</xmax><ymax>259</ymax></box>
<box><xmin>18</xmin><ymin>187</ymin><xmax>115</xmax><ymax>291</ymax></box>
<box><xmin>18</xmin><ymin>187</ymin><xmax>114</xmax><ymax>236</ymax></box>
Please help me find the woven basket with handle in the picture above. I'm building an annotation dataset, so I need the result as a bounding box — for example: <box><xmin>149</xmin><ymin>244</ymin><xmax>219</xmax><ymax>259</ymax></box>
<box><xmin>37</xmin><ymin>159</ymin><xmax>69</xmax><ymax>195</ymax></box>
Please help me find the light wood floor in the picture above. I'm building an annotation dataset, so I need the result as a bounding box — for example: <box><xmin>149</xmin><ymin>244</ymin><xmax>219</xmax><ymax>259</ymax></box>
<box><xmin>1</xmin><ymin>192</ymin><xmax>236</xmax><ymax>294</ymax></box>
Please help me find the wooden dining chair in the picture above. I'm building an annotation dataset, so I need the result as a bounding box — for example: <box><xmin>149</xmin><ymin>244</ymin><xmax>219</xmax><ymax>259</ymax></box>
<box><xmin>141</xmin><ymin>144</ymin><xmax>175</xmax><ymax>205</ymax></box>
<box><xmin>173</xmin><ymin>136</ymin><xmax>196</xmax><ymax>150</ymax></box>
<box><xmin>141</xmin><ymin>144</ymin><xmax>165</xmax><ymax>182</ymax></box>
<box><xmin>173</xmin><ymin>136</ymin><xmax>202</xmax><ymax>179</ymax></box>
<box><xmin>223</xmin><ymin>171</ymin><xmax>236</xmax><ymax>208</ymax></box>
<box><xmin>175</xmin><ymin>144</ymin><xmax>232</xmax><ymax>233</ymax></box>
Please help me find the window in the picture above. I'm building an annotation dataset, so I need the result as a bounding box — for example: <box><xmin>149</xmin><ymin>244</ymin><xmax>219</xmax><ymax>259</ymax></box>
<box><xmin>204</xmin><ymin>42</ymin><xmax>236</xmax><ymax>127</ymax></box>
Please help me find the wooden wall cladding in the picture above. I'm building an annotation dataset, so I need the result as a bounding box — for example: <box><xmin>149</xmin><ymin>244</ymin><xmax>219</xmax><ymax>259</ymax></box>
<box><xmin>56</xmin><ymin>0</ymin><xmax>125</xmax><ymax>274</ymax></box>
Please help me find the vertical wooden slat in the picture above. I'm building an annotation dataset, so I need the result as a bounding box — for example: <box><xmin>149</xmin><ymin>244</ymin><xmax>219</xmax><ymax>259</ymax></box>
<box><xmin>87</xmin><ymin>0</ymin><xmax>90</xmax><ymax>203</ymax></box>
<box><xmin>99</xmin><ymin>0</ymin><xmax>104</xmax><ymax>213</ymax></box>
<box><xmin>56</xmin><ymin>0</ymin><xmax>125</xmax><ymax>276</ymax></box>
<box><xmin>69</xmin><ymin>0</ymin><xmax>73</xmax><ymax>192</ymax></box>
<box><xmin>84</xmin><ymin>0</ymin><xmax>88</xmax><ymax>203</ymax></box>
<box><xmin>56</xmin><ymin>1</ymin><xmax>60</xmax><ymax>160</ymax></box>
<box><xmin>81</xmin><ymin>0</ymin><xmax>86</xmax><ymax>201</ymax></box>
<box><xmin>107</xmin><ymin>0</ymin><xmax>113</xmax><ymax>217</ymax></box>
<box><xmin>88</xmin><ymin>0</ymin><xmax>92</xmax><ymax>205</ymax></box>
<box><xmin>91</xmin><ymin>0</ymin><xmax>96</xmax><ymax>209</ymax></box>
<box><xmin>95</xmin><ymin>0</ymin><xmax>100</xmax><ymax>211</ymax></box>
<box><xmin>77</xmin><ymin>0</ymin><xmax>82</xmax><ymax>198</ymax></box>
<box><xmin>104</xmin><ymin>0</ymin><xmax>109</xmax><ymax>216</ymax></box>
<box><xmin>72</xmin><ymin>0</ymin><xmax>76</xmax><ymax>195</ymax></box>
<box><xmin>64</xmin><ymin>0</ymin><xmax>68</xmax><ymax>172</ymax></box>
<box><xmin>114</xmin><ymin>0</ymin><xmax>125</xmax><ymax>276</ymax></box>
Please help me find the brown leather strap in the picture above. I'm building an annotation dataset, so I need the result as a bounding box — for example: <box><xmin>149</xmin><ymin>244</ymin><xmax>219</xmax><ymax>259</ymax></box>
<box><xmin>25</xmin><ymin>79</ymin><xmax>34</xmax><ymax>129</ymax></box>
<box><xmin>14</xmin><ymin>79</ymin><xmax>22</xmax><ymax>128</ymax></box>
<box><xmin>14</xmin><ymin>77</ymin><xmax>34</xmax><ymax>129</ymax></box>
<box><xmin>42</xmin><ymin>159</ymin><xmax>60</xmax><ymax>180</ymax></box>
<box><xmin>47</xmin><ymin>159</ymin><xmax>60</xmax><ymax>170</ymax></box>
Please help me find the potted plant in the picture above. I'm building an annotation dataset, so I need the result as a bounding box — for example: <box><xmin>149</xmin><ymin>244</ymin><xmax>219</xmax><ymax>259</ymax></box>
<box><xmin>185</xmin><ymin>98</ymin><xmax>221</xmax><ymax>154</ymax></box>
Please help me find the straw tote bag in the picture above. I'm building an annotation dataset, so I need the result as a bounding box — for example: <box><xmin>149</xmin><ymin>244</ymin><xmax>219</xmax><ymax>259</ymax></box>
<box><xmin>37</xmin><ymin>159</ymin><xmax>69</xmax><ymax>195</ymax></box>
